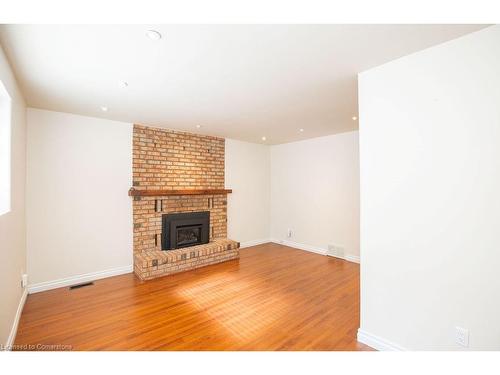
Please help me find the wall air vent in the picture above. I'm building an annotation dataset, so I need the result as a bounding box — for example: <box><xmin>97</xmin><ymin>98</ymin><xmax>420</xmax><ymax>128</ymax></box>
<box><xmin>327</xmin><ymin>244</ymin><xmax>345</xmax><ymax>259</ymax></box>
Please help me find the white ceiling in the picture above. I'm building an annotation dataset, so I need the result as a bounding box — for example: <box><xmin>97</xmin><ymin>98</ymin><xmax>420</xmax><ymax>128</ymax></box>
<box><xmin>0</xmin><ymin>24</ymin><xmax>488</xmax><ymax>144</ymax></box>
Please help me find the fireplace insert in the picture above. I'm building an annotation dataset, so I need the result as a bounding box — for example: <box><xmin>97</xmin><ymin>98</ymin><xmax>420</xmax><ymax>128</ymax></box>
<box><xmin>161</xmin><ymin>211</ymin><xmax>210</xmax><ymax>250</ymax></box>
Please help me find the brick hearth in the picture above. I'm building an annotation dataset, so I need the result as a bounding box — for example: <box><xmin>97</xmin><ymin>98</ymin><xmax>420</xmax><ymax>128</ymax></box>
<box><xmin>131</xmin><ymin>125</ymin><xmax>239</xmax><ymax>280</ymax></box>
<box><xmin>134</xmin><ymin>239</ymin><xmax>240</xmax><ymax>280</ymax></box>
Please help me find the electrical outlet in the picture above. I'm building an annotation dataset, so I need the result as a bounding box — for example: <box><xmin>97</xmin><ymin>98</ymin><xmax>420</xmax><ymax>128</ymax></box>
<box><xmin>21</xmin><ymin>274</ymin><xmax>28</xmax><ymax>288</ymax></box>
<box><xmin>287</xmin><ymin>228</ymin><xmax>292</xmax><ymax>238</ymax></box>
<box><xmin>455</xmin><ymin>326</ymin><xmax>469</xmax><ymax>347</ymax></box>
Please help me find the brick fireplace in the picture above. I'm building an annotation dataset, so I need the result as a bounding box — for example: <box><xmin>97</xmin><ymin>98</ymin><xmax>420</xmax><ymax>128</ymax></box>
<box><xmin>131</xmin><ymin>125</ymin><xmax>239</xmax><ymax>280</ymax></box>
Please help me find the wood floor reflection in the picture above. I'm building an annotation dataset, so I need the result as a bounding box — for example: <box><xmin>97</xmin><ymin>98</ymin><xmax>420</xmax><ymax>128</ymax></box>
<box><xmin>15</xmin><ymin>243</ymin><xmax>372</xmax><ymax>351</ymax></box>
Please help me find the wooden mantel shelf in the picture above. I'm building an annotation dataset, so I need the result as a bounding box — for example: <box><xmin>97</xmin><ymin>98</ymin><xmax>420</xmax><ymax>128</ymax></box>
<box><xmin>128</xmin><ymin>188</ymin><xmax>232</xmax><ymax>197</ymax></box>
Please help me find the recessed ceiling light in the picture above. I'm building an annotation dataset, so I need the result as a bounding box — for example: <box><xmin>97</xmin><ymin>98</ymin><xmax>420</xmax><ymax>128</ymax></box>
<box><xmin>352</xmin><ymin>116</ymin><xmax>358</xmax><ymax>121</ymax></box>
<box><xmin>299</xmin><ymin>128</ymin><xmax>304</xmax><ymax>132</ymax></box>
<box><xmin>120</xmin><ymin>81</ymin><xmax>129</xmax><ymax>88</ymax></box>
<box><xmin>196</xmin><ymin>125</ymin><xmax>202</xmax><ymax>129</ymax></box>
<box><xmin>146</xmin><ymin>30</ymin><xmax>162</xmax><ymax>41</ymax></box>
<box><xmin>261</xmin><ymin>136</ymin><xmax>267</xmax><ymax>141</ymax></box>
<box><xmin>100</xmin><ymin>106</ymin><xmax>108</xmax><ymax>112</ymax></box>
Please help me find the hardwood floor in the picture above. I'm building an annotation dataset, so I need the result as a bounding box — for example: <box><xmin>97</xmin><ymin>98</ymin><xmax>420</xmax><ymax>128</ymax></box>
<box><xmin>15</xmin><ymin>243</ymin><xmax>371</xmax><ymax>351</ymax></box>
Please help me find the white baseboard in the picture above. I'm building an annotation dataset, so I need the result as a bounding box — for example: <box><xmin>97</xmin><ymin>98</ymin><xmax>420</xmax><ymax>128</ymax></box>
<box><xmin>271</xmin><ymin>239</ymin><xmax>327</xmax><ymax>255</ymax></box>
<box><xmin>27</xmin><ymin>265</ymin><xmax>133</xmax><ymax>294</ymax></box>
<box><xmin>239</xmin><ymin>238</ymin><xmax>272</xmax><ymax>249</ymax></box>
<box><xmin>4</xmin><ymin>288</ymin><xmax>28</xmax><ymax>350</ymax></box>
<box><xmin>270</xmin><ymin>238</ymin><xmax>360</xmax><ymax>264</ymax></box>
<box><xmin>357</xmin><ymin>328</ymin><xmax>406</xmax><ymax>351</ymax></box>
<box><xmin>345</xmin><ymin>254</ymin><xmax>360</xmax><ymax>264</ymax></box>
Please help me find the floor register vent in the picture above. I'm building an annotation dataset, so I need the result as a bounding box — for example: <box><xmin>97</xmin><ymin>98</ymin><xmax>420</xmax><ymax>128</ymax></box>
<box><xmin>69</xmin><ymin>281</ymin><xmax>95</xmax><ymax>290</ymax></box>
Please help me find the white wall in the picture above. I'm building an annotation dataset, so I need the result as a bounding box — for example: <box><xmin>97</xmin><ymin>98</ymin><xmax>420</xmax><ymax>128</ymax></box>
<box><xmin>26</xmin><ymin>109</ymin><xmax>133</xmax><ymax>288</ymax></box>
<box><xmin>0</xmin><ymin>80</ymin><xmax>12</xmax><ymax>216</ymax></box>
<box><xmin>225</xmin><ymin>139</ymin><xmax>270</xmax><ymax>246</ymax></box>
<box><xmin>359</xmin><ymin>25</ymin><xmax>500</xmax><ymax>350</ymax></box>
<box><xmin>0</xmin><ymin>46</ymin><xmax>27</xmax><ymax>347</ymax></box>
<box><xmin>270</xmin><ymin>131</ymin><xmax>360</xmax><ymax>260</ymax></box>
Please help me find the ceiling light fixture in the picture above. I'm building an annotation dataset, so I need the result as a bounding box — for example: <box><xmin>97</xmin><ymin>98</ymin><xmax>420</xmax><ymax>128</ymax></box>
<box><xmin>299</xmin><ymin>128</ymin><xmax>304</xmax><ymax>132</ymax></box>
<box><xmin>196</xmin><ymin>125</ymin><xmax>202</xmax><ymax>129</ymax></box>
<box><xmin>100</xmin><ymin>106</ymin><xmax>108</xmax><ymax>112</ymax></box>
<box><xmin>146</xmin><ymin>30</ymin><xmax>162</xmax><ymax>41</ymax></box>
<box><xmin>120</xmin><ymin>81</ymin><xmax>129</xmax><ymax>88</ymax></box>
<box><xmin>261</xmin><ymin>136</ymin><xmax>267</xmax><ymax>141</ymax></box>
<box><xmin>352</xmin><ymin>116</ymin><xmax>358</xmax><ymax>121</ymax></box>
